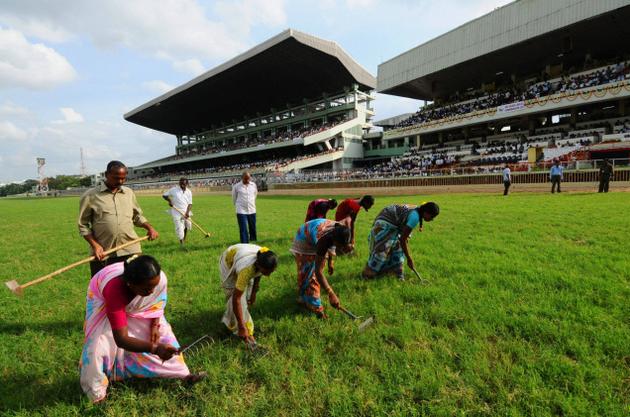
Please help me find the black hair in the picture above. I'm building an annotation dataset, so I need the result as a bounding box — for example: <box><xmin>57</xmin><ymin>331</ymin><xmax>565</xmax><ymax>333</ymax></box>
<box><xmin>123</xmin><ymin>255</ymin><xmax>161</xmax><ymax>285</ymax></box>
<box><xmin>328</xmin><ymin>199</ymin><xmax>338</xmax><ymax>208</ymax></box>
<box><xmin>179</xmin><ymin>177</ymin><xmax>189</xmax><ymax>183</ymax></box>
<box><xmin>332</xmin><ymin>223</ymin><xmax>351</xmax><ymax>245</ymax></box>
<box><xmin>418</xmin><ymin>202</ymin><xmax>440</xmax><ymax>218</ymax></box>
<box><xmin>360</xmin><ymin>195</ymin><xmax>375</xmax><ymax>207</ymax></box>
<box><xmin>256</xmin><ymin>250</ymin><xmax>278</xmax><ymax>271</ymax></box>
<box><xmin>106</xmin><ymin>160</ymin><xmax>127</xmax><ymax>173</ymax></box>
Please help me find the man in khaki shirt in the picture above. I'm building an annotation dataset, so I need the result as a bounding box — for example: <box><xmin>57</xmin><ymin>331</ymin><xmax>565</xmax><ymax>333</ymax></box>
<box><xmin>78</xmin><ymin>160</ymin><xmax>159</xmax><ymax>276</ymax></box>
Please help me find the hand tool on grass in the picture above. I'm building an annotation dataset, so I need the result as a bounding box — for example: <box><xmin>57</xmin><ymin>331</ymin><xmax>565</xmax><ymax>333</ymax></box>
<box><xmin>337</xmin><ymin>305</ymin><xmax>375</xmax><ymax>332</ymax></box>
<box><xmin>410</xmin><ymin>266</ymin><xmax>430</xmax><ymax>285</ymax></box>
<box><xmin>177</xmin><ymin>334</ymin><xmax>214</xmax><ymax>356</ymax></box>
<box><xmin>246</xmin><ymin>340</ymin><xmax>269</xmax><ymax>358</ymax></box>
<box><xmin>171</xmin><ymin>206</ymin><xmax>212</xmax><ymax>238</ymax></box>
<box><xmin>5</xmin><ymin>236</ymin><xmax>149</xmax><ymax>297</ymax></box>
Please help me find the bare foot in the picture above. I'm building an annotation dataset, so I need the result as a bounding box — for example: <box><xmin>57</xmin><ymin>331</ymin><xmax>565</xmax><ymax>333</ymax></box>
<box><xmin>184</xmin><ymin>372</ymin><xmax>208</xmax><ymax>384</ymax></box>
<box><xmin>93</xmin><ymin>395</ymin><xmax>107</xmax><ymax>404</ymax></box>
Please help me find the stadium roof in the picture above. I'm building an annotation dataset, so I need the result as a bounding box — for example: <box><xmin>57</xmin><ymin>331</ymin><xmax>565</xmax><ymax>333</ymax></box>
<box><xmin>125</xmin><ymin>29</ymin><xmax>375</xmax><ymax>136</ymax></box>
<box><xmin>378</xmin><ymin>0</ymin><xmax>630</xmax><ymax>100</ymax></box>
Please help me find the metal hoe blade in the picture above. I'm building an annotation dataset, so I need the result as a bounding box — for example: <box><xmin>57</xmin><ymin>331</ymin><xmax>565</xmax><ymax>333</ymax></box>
<box><xmin>358</xmin><ymin>316</ymin><xmax>375</xmax><ymax>332</ymax></box>
<box><xmin>338</xmin><ymin>305</ymin><xmax>375</xmax><ymax>332</ymax></box>
<box><xmin>5</xmin><ymin>280</ymin><xmax>23</xmax><ymax>296</ymax></box>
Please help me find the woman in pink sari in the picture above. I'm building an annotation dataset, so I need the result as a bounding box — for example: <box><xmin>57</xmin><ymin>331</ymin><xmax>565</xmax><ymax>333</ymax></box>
<box><xmin>79</xmin><ymin>255</ymin><xmax>204</xmax><ymax>402</ymax></box>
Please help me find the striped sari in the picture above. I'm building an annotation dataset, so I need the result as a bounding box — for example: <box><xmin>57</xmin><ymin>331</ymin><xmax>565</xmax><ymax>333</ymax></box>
<box><xmin>79</xmin><ymin>262</ymin><xmax>189</xmax><ymax>402</ymax></box>
<box><xmin>290</xmin><ymin>219</ymin><xmax>336</xmax><ymax>313</ymax></box>
<box><xmin>366</xmin><ymin>219</ymin><xmax>405</xmax><ymax>278</ymax></box>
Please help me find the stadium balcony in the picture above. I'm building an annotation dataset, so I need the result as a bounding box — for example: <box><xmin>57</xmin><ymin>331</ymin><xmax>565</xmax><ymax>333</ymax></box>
<box><xmin>124</xmin><ymin>29</ymin><xmax>375</xmax><ymax>180</ymax></box>
<box><xmin>127</xmin><ymin>144</ymin><xmax>348</xmax><ymax>187</ymax></box>
<box><xmin>381</xmin><ymin>61</ymin><xmax>630</xmax><ymax>140</ymax></box>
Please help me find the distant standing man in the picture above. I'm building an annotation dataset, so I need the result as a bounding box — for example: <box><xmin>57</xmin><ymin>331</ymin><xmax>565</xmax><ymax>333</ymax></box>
<box><xmin>232</xmin><ymin>172</ymin><xmax>258</xmax><ymax>243</ymax></box>
<box><xmin>335</xmin><ymin>195</ymin><xmax>375</xmax><ymax>247</ymax></box>
<box><xmin>598</xmin><ymin>159</ymin><xmax>613</xmax><ymax>193</ymax></box>
<box><xmin>550</xmin><ymin>159</ymin><xmax>564</xmax><ymax>194</ymax></box>
<box><xmin>162</xmin><ymin>177</ymin><xmax>193</xmax><ymax>245</ymax></box>
<box><xmin>305</xmin><ymin>198</ymin><xmax>338</xmax><ymax>222</ymax></box>
<box><xmin>78</xmin><ymin>160</ymin><xmax>159</xmax><ymax>276</ymax></box>
<box><xmin>502</xmin><ymin>164</ymin><xmax>511</xmax><ymax>196</ymax></box>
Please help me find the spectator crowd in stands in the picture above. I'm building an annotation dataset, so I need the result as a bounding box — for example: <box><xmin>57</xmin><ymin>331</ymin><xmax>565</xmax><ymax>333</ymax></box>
<box><xmin>131</xmin><ymin>147</ymin><xmax>344</xmax><ymax>184</ymax></box>
<box><xmin>395</xmin><ymin>61</ymin><xmax>629</xmax><ymax>129</ymax></box>
<box><xmin>166</xmin><ymin>119</ymin><xmax>347</xmax><ymax>162</ymax></box>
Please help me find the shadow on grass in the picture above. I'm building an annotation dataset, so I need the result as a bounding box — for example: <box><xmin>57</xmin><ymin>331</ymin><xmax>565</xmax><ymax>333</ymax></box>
<box><xmin>0</xmin><ymin>372</ymin><xmax>82</xmax><ymax>413</ymax></box>
<box><xmin>0</xmin><ymin>319</ymin><xmax>82</xmax><ymax>336</ymax></box>
<box><xmin>169</xmin><ymin>285</ymin><xmax>300</xmax><ymax>339</ymax></box>
<box><xmin>168</xmin><ymin>307</ymin><xmax>226</xmax><ymax>344</ymax></box>
<box><xmin>251</xmin><ymin>285</ymin><xmax>302</xmax><ymax>322</ymax></box>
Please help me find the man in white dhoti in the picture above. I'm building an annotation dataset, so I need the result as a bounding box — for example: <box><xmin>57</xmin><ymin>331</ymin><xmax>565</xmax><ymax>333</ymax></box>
<box><xmin>163</xmin><ymin>178</ymin><xmax>193</xmax><ymax>245</ymax></box>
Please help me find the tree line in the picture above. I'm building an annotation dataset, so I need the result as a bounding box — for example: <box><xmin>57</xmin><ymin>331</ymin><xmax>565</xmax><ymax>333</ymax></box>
<box><xmin>0</xmin><ymin>176</ymin><xmax>92</xmax><ymax>197</ymax></box>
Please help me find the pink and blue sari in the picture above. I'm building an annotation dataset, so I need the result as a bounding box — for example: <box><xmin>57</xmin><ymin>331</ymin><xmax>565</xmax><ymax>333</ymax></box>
<box><xmin>79</xmin><ymin>262</ymin><xmax>189</xmax><ymax>402</ymax></box>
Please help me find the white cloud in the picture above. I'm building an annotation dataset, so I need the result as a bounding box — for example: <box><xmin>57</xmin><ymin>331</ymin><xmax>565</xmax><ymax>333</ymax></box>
<box><xmin>317</xmin><ymin>0</ymin><xmax>337</xmax><ymax>10</ymax></box>
<box><xmin>346</xmin><ymin>0</ymin><xmax>376</xmax><ymax>9</ymax></box>
<box><xmin>214</xmin><ymin>0</ymin><xmax>287</xmax><ymax>35</ymax></box>
<box><xmin>0</xmin><ymin>26</ymin><xmax>76</xmax><ymax>89</ymax></box>
<box><xmin>0</xmin><ymin>0</ymin><xmax>287</xmax><ymax>74</ymax></box>
<box><xmin>172</xmin><ymin>59</ymin><xmax>205</xmax><ymax>76</ymax></box>
<box><xmin>0</xmin><ymin>14</ymin><xmax>72</xmax><ymax>43</ymax></box>
<box><xmin>0</xmin><ymin>101</ymin><xmax>29</xmax><ymax>116</ymax></box>
<box><xmin>0</xmin><ymin>120</ymin><xmax>29</xmax><ymax>141</ymax></box>
<box><xmin>0</xmin><ymin>115</ymin><xmax>174</xmax><ymax>182</ymax></box>
<box><xmin>142</xmin><ymin>80</ymin><xmax>175</xmax><ymax>94</ymax></box>
<box><xmin>53</xmin><ymin>107</ymin><xmax>84</xmax><ymax>124</ymax></box>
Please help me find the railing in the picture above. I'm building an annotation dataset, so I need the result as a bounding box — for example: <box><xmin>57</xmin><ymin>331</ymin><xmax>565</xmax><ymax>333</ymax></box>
<box><xmin>269</xmin><ymin>158</ymin><xmax>630</xmax><ymax>184</ymax></box>
<box><xmin>270</xmin><ymin>169</ymin><xmax>630</xmax><ymax>190</ymax></box>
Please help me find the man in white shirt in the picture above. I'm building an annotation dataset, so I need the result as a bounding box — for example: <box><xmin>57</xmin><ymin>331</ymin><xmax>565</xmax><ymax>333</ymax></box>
<box><xmin>502</xmin><ymin>164</ymin><xmax>511</xmax><ymax>196</ymax></box>
<box><xmin>232</xmin><ymin>172</ymin><xmax>257</xmax><ymax>243</ymax></box>
<box><xmin>162</xmin><ymin>177</ymin><xmax>193</xmax><ymax>245</ymax></box>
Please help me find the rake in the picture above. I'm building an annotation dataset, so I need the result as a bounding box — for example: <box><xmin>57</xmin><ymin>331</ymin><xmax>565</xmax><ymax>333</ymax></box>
<box><xmin>177</xmin><ymin>334</ymin><xmax>214</xmax><ymax>357</ymax></box>
<box><xmin>170</xmin><ymin>206</ymin><xmax>212</xmax><ymax>238</ymax></box>
<box><xmin>5</xmin><ymin>236</ymin><xmax>149</xmax><ymax>297</ymax></box>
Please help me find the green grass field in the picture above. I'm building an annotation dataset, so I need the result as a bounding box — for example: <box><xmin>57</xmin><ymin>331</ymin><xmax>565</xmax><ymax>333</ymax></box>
<box><xmin>0</xmin><ymin>192</ymin><xmax>628</xmax><ymax>416</ymax></box>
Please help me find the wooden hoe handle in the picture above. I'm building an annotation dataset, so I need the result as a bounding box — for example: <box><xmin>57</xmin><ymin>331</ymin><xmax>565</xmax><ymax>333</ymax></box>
<box><xmin>6</xmin><ymin>235</ymin><xmax>149</xmax><ymax>294</ymax></box>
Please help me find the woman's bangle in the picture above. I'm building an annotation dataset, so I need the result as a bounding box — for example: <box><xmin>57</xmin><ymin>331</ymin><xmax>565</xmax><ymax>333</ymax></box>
<box><xmin>150</xmin><ymin>342</ymin><xmax>158</xmax><ymax>354</ymax></box>
<box><xmin>325</xmin><ymin>286</ymin><xmax>333</xmax><ymax>294</ymax></box>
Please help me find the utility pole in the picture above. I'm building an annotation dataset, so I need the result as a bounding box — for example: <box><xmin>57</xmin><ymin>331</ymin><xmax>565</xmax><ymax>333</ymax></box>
<box><xmin>80</xmin><ymin>147</ymin><xmax>87</xmax><ymax>176</ymax></box>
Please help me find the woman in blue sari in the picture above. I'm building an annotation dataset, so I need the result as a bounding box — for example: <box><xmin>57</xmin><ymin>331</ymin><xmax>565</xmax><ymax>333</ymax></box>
<box><xmin>362</xmin><ymin>202</ymin><xmax>439</xmax><ymax>280</ymax></box>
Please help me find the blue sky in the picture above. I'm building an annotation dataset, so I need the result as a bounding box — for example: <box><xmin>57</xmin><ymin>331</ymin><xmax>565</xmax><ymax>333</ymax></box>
<box><xmin>0</xmin><ymin>0</ymin><xmax>511</xmax><ymax>183</ymax></box>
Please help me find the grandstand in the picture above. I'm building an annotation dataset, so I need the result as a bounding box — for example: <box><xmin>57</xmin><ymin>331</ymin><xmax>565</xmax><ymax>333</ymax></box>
<box><xmin>124</xmin><ymin>29</ymin><xmax>375</xmax><ymax>187</ymax></box>
<box><xmin>124</xmin><ymin>1</ymin><xmax>630</xmax><ymax>190</ymax></box>
<box><xmin>367</xmin><ymin>0</ymin><xmax>630</xmax><ymax>178</ymax></box>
